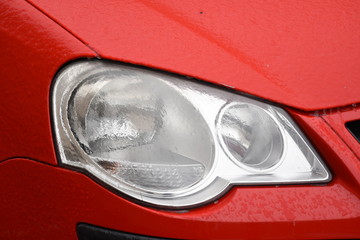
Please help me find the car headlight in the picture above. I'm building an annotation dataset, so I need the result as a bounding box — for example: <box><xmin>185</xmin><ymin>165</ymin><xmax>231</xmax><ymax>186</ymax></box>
<box><xmin>52</xmin><ymin>60</ymin><xmax>331</xmax><ymax>208</ymax></box>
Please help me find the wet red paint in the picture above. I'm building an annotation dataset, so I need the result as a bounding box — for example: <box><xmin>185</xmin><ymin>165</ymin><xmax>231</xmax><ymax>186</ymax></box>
<box><xmin>320</xmin><ymin>105</ymin><xmax>360</xmax><ymax>160</ymax></box>
<box><xmin>0</xmin><ymin>158</ymin><xmax>359</xmax><ymax>240</ymax></box>
<box><xmin>1</xmin><ymin>0</ymin><xmax>360</xmax><ymax>239</ymax></box>
<box><xmin>26</xmin><ymin>0</ymin><xmax>360</xmax><ymax>111</ymax></box>
<box><xmin>0</xmin><ymin>0</ymin><xmax>95</xmax><ymax>164</ymax></box>
<box><xmin>289</xmin><ymin>109</ymin><xmax>360</xmax><ymax>187</ymax></box>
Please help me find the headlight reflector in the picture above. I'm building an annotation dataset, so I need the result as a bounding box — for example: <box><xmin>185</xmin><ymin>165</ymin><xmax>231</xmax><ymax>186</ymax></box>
<box><xmin>52</xmin><ymin>60</ymin><xmax>331</xmax><ymax>208</ymax></box>
<box><xmin>218</xmin><ymin>103</ymin><xmax>284</xmax><ymax>172</ymax></box>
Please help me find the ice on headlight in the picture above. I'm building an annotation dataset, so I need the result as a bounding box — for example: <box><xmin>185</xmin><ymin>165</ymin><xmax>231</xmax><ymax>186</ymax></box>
<box><xmin>67</xmin><ymin>69</ymin><xmax>214</xmax><ymax>191</ymax></box>
<box><xmin>53</xmin><ymin>60</ymin><xmax>331</xmax><ymax>208</ymax></box>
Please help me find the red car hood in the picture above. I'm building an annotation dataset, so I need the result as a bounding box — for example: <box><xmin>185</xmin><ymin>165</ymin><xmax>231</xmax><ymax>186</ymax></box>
<box><xmin>28</xmin><ymin>0</ymin><xmax>360</xmax><ymax>111</ymax></box>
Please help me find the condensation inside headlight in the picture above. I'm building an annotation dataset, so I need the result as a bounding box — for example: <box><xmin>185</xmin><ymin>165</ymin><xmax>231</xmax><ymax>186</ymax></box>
<box><xmin>52</xmin><ymin>60</ymin><xmax>331</xmax><ymax>208</ymax></box>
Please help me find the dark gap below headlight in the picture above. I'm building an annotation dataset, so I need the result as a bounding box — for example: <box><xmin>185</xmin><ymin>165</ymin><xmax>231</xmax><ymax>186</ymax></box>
<box><xmin>77</xmin><ymin>223</ymin><xmax>175</xmax><ymax>240</ymax></box>
<box><xmin>346</xmin><ymin>119</ymin><xmax>360</xmax><ymax>143</ymax></box>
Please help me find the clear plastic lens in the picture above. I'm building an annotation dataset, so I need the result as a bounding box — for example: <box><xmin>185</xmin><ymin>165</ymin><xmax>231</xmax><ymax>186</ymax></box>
<box><xmin>52</xmin><ymin>60</ymin><xmax>331</xmax><ymax>208</ymax></box>
<box><xmin>68</xmin><ymin>70</ymin><xmax>214</xmax><ymax>191</ymax></box>
<box><xmin>218</xmin><ymin>103</ymin><xmax>284</xmax><ymax>171</ymax></box>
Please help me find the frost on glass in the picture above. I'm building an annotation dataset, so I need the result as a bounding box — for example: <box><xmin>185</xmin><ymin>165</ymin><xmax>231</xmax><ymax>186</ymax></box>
<box><xmin>53</xmin><ymin>60</ymin><xmax>331</xmax><ymax>208</ymax></box>
<box><xmin>218</xmin><ymin>103</ymin><xmax>284</xmax><ymax>171</ymax></box>
<box><xmin>68</xmin><ymin>70</ymin><xmax>214</xmax><ymax>191</ymax></box>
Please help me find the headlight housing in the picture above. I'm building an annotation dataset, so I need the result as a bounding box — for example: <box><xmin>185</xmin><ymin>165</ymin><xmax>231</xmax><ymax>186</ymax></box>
<box><xmin>52</xmin><ymin>60</ymin><xmax>331</xmax><ymax>208</ymax></box>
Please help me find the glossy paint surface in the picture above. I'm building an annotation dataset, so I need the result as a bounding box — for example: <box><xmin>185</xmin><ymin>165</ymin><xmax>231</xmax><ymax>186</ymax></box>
<box><xmin>0</xmin><ymin>0</ymin><xmax>95</xmax><ymax>163</ymax></box>
<box><xmin>27</xmin><ymin>0</ymin><xmax>360</xmax><ymax>111</ymax></box>
<box><xmin>1</xmin><ymin>0</ymin><xmax>360</xmax><ymax>239</ymax></box>
<box><xmin>320</xmin><ymin>105</ymin><xmax>360</xmax><ymax>160</ymax></box>
<box><xmin>0</xmin><ymin>156</ymin><xmax>359</xmax><ymax>240</ymax></box>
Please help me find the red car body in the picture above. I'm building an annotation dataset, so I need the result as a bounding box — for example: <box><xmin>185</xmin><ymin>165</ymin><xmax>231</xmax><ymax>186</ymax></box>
<box><xmin>0</xmin><ymin>0</ymin><xmax>359</xmax><ymax>239</ymax></box>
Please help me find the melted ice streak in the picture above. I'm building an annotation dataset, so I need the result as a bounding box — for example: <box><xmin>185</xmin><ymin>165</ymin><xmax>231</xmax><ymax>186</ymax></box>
<box><xmin>69</xmin><ymin>71</ymin><xmax>213</xmax><ymax>191</ymax></box>
<box><xmin>94</xmin><ymin>119</ymin><xmax>139</xmax><ymax>140</ymax></box>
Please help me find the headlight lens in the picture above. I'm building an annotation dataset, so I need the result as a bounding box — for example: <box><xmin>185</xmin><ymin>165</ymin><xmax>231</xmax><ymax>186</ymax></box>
<box><xmin>52</xmin><ymin>60</ymin><xmax>331</xmax><ymax>208</ymax></box>
<box><xmin>218</xmin><ymin>103</ymin><xmax>284</xmax><ymax>172</ymax></box>
<box><xmin>67</xmin><ymin>68</ymin><xmax>214</xmax><ymax>191</ymax></box>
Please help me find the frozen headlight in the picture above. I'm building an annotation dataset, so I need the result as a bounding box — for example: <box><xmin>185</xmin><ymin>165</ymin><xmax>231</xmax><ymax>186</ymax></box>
<box><xmin>52</xmin><ymin>60</ymin><xmax>331</xmax><ymax>208</ymax></box>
